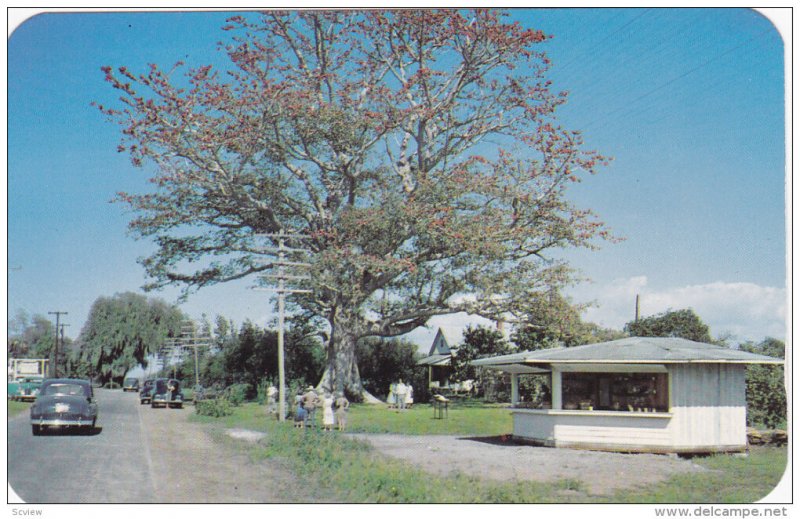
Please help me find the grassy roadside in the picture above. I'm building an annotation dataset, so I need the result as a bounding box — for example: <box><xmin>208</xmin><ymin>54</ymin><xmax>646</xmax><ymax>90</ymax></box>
<box><xmin>609</xmin><ymin>446</ymin><xmax>788</xmax><ymax>503</ymax></box>
<box><xmin>7</xmin><ymin>400</ymin><xmax>30</xmax><ymax>418</ymax></box>
<box><xmin>191</xmin><ymin>402</ymin><xmax>787</xmax><ymax>503</ymax></box>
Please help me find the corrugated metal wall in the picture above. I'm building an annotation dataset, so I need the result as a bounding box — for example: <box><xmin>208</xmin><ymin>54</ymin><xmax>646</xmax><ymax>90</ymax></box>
<box><xmin>668</xmin><ymin>364</ymin><xmax>746</xmax><ymax>447</ymax></box>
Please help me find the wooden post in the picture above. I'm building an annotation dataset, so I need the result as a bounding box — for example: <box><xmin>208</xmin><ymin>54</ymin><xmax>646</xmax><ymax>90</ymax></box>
<box><xmin>511</xmin><ymin>373</ymin><xmax>519</xmax><ymax>406</ymax></box>
<box><xmin>551</xmin><ymin>367</ymin><xmax>562</xmax><ymax>410</ymax></box>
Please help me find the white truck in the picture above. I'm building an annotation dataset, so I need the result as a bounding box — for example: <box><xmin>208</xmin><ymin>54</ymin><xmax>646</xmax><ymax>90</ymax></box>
<box><xmin>8</xmin><ymin>359</ymin><xmax>49</xmax><ymax>401</ymax></box>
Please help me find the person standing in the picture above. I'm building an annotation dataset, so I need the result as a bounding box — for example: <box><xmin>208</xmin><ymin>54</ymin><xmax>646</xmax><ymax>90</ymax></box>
<box><xmin>387</xmin><ymin>382</ymin><xmax>397</xmax><ymax>409</ymax></box>
<box><xmin>303</xmin><ymin>386</ymin><xmax>319</xmax><ymax>428</ymax></box>
<box><xmin>334</xmin><ymin>392</ymin><xmax>350</xmax><ymax>431</ymax></box>
<box><xmin>294</xmin><ymin>400</ymin><xmax>307</xmax><ymax>428</ymax></box>
<box><xmin>322</xmin><ymin>391</ymin><xmax>335</xmax><ymax>431</ymax></box>
<box><xmin>395</xmin><ymin>379</ymin><xmax>408</xmax><ymax>411</ymax></box>
<box><xmin>265</xmin><ymin>385</ymin><xmax>278</xmax><ymax>418</ymax></box>
<box><xmin>405</xmin><ymin>383</ymin><xmax>414</xmax><ymax>409</ymax></box>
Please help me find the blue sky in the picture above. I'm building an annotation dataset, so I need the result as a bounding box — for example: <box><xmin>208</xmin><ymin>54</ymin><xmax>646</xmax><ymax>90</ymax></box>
<box><xmin>6</xmin><ymin>8</ymin><xmax>788</xmax><ymax>346</ymax></box>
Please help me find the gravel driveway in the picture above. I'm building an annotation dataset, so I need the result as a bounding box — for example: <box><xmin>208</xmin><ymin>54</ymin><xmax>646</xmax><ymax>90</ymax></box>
<box><xmin>347</xmin><ymin>433</ymin><xmax>709</xmax><ymax>495</ymax></box>
<box><xmin>139</xmin><ymin>404</ymin><xmax>301</xmax><ymax>503</ymax></box>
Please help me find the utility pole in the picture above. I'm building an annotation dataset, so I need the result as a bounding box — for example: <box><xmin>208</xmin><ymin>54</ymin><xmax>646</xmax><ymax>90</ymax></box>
<box><xmin>48</xmin><ymin>311</ymin><xmax>67</xmax><ymax>378</ymax></box>
<box><xmin>255</xmin><ymin>230</ymin><xmax>311</xmax><ymax>422</ymax></box>
<box><xmin>635</xmin><ymin>294</ymin><xmax>641</xmax><ymax>322</ymax></box>
<box><xmin>58</xmin><ymin>324</ymin><xmax>70</xmax><ymax>375</ymax></box>
<box><xmin>179</xmin><ymin>320</ymin><xmax>209</xmax><ymax>389</ymax></box>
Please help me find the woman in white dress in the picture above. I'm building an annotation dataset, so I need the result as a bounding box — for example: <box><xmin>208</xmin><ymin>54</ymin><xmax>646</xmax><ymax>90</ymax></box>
<box><xmin>322</xmin><ymin>391</ymin><xmax>335</xmax><ymax>431</ymax></box>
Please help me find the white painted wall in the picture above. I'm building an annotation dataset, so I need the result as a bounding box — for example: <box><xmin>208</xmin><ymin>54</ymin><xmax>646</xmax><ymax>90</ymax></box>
<box><xmin>667</xmin><ymin>364</ymin><xmax>747</xmax><ymax>448</ymax></box>
<box><xmin>512</xmin><ymin>363</ymin><xmax>748</xmax><ymax>453</ymax></box>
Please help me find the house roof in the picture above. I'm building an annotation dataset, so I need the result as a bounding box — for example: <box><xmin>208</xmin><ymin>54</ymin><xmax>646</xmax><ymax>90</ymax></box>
<box><xmin>438</xmin><ymin>326</ymin><xmax>465</xmax><ymax>349</ymax></box>
<box><xmin>416</xmin><ymin>354</ymin><xmax>452</xmax><ymax>366</ymax></box>
<box><xmin>471</xmin><ymin>336</ymin><xmax>784</xmax><ymax>369</ymax></box>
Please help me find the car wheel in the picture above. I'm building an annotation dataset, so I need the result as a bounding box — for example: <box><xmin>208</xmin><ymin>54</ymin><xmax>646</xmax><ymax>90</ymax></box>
<box><xmin>32</xmin><ymin>425</ymin><xmax>42</xmax><ymax>436</ymax></box>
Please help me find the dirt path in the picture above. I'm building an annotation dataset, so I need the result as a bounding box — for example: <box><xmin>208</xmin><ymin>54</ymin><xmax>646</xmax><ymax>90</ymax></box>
<box><xmin>138</xmin><ymin>403</ymin><xmax>299</xmax><ymax>503</ymax></box>
<box><xmin>136</xmin><ymin>402</ymin><xmax>709</xmax><ymax>500</ymax></box>
<box><xmin>348</xmin><ymin>433</ymin><xmax>709</xmax><ymax>495</ymax></box>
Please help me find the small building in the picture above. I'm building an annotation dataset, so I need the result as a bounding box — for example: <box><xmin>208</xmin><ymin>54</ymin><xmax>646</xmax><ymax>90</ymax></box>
<box><xmin>472</xmin><ymin>337</ymin><xmax>783</xmax><ymax>454</ymax></box>
<box><xmin>416</xmin><ymin>327</ymin><xmax>464</xmax><ymax>389</ymax></box>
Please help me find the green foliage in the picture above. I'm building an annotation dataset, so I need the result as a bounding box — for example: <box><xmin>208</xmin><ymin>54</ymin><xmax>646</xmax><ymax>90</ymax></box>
<box><xmin>624</xmin><ymin>308</ymin><xmax>712</xmax><ymax>343</ymax></box>
<box><xmin>7</xmin><ymin>400</ymin><xmax>31</xmax><ymax>418</ymax></box>
<box><xmin>356</xmin><ymin>337</ymin><xmax>428</xmax><ymax>402</ymax></box>
<box><xmin>512</xmin><ymin>291</ymin><xmax>591</xmax><ymax>349</ymax></box>
<box><xmin>224</xmin><ymin>383</ymin><xmax>249</xmax><ymax>406</ymax></box>
<box><xmin>198</xmin><ymin>320</ymin><xmax>324</xmax><ymax>399</ymax></box>
<box><xmin>195</xmin><ymin>397</ymin><xmax>234</xmax><ymax>417</ymax></box>
<box><xmin>740</xmin><ymin>338</ymin><xmax>786</xmax><ymax>429</ymax></box>
<box><xmin>8</xmin><ymin>310</ymin><xmax>56</xmax><ymax>359</ymax></box>
<box><xmin>74</xmin><ymin>292</ymin><xmax>184</xmax><ymax>384</ymax></box>
<box><xmin>7</xmin><ymin>310</ymin><xmax>73</xmax><ymax>375</ymax></box>
<box><xmin>514</xmin><ymin>309</ymin><xmax>626</xmax><ymax>350</ymax></box>
<box><xmin>451</xmin><ymin>325</ymin><xmax>513</xmax><ymax>400</ymax></box>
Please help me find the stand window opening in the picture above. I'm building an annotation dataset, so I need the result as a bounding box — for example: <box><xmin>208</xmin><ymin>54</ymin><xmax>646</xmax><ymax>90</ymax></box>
<box><xmin>561</xmin><ymin>372</ymin><xmax>668</xmax><ymax>412</ymax></box>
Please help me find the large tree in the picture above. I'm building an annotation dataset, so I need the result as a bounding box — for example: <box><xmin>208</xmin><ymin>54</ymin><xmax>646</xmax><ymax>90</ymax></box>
<box><xmin>8</xmin><ymin>309</ymin><xmax>57</xmax><ymax>359</ymax></box>
<box><xmin>75</xmin><ymin>292</ymin><xmax>185</xmax><ymax>384</ymax></box>
<box><xmin>97</xmin><ymin>10</ymin><xmax>611</xmax><ymax>397</ymax></box>
<box><xmin>512</xmin><ymin>290</ymin><xmax>625</xmax><ymax>350</ymax></box>
<box><xmin>624</xmin><ymin>308</ymin><xmax>712</xmax><ymax>343</ymax></box>
<box><xmin>740</xmin><ymin>337</ymin><xmax>786</xmax><ymax>429</ymax></box>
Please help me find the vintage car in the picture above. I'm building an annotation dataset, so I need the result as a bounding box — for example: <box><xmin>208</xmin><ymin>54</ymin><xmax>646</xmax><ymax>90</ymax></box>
<box><xmin>151</xmin><ymin>378</ymin><xmax>184</xmax><ymax>409</ymax></box>
<box><xmin>13</xmin><ymin>376</ymin><xmax>45</xmax><ymax>402</ymax></box>
<box><xmin>122</xmin><ymin>378</ymin><xmax>140</xmax><ymax>392</ymax></box>
<box><xmin>139</xmin><ymin>378</ymin><xmax>156</xmax><ymax>404</ymax></box>
<box><xmin>30</xmin><ymin>378</ymin><xmax>98</xmax><ymax>435</ymax></box>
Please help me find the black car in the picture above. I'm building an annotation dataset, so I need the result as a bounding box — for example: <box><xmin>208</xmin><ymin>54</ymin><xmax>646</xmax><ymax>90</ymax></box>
<box><xmin>122</xmin><ymin>378</ymin><xmax>140</xmax><ymax>392</ymax></box>
<box><xmin>151</xmin><ymin>378</ymin><xmax>184</xmax><ymax>409</ymax></box>
<box><xmin>139</xmin><ymin>378</ymin><xmax>156</xmax><ymax>404</ymax></box>
<box><xmin>30</xmin><ymin>378</ymin><xmax>98</xmax><ymax>435</ymax></box>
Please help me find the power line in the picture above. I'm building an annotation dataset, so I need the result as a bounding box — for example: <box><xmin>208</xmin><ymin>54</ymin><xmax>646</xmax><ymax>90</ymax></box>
<box><xmin>582</xmin><ymin>26</ymin><xmax>774</xmax><ymax>131</ymax></box>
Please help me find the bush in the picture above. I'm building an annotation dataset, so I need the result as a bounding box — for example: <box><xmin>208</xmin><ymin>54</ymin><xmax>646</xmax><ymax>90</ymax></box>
<box><xmin>225</xmin><ymin>383</ymin><xmax>249</xmax><ymax>406</ymax></box>
<box><xmin>195</xmin><ymin>398</ymin><xmax>233</xmax><ymax>417</ymax></box>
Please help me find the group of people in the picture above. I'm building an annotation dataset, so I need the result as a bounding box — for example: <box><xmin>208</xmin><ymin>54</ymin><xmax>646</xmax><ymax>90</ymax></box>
<box><xmin>387</xmin><ymin>379</ymin><xmax>413</xmax><ymax>410</ymax></box>
<box><xmin>293</xmin><ymin>385</ymin><xmax>350</xmax><ymax>431</ymax></box>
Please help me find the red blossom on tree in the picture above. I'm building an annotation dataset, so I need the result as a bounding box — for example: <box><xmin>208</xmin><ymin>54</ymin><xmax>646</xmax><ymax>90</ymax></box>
<box><xmin>96</xmin><ymin>9</ymin><xmax>613</xmax><ymax>398</ymax></box>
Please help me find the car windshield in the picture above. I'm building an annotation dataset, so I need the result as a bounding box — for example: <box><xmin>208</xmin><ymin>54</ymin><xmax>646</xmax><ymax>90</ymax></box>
<box><xmin>125</xmin><ymin>379</ymin><xmax>137</xmax><ymax>385</ymax></box>
<box><xmin>43</xmin><ymin>383</ymin><xmax>87</xmax><ymax>397</ymax></box>
<box><xmin>154</xmin><ymin>380</ymin><xmax>180</xmax><ymax>392</ymax></box>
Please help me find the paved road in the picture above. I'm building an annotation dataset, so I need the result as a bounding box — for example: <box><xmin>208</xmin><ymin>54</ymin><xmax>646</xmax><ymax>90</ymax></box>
<box><xmin>8</xmin><ymin>389</ymin><xmax>156</xmax><ymax>503</ymax></box>
<box><xmin>9</xmin><ymin>389</ymin><xmax>301</xmax><ymax>504</ymax></box>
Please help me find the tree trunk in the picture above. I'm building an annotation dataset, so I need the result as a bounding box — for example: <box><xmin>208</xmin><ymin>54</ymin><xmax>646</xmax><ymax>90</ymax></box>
<box><xmin>317</xmin><ymin>313</ymin><xmax>382</xmax><ymax>403</ymax></box>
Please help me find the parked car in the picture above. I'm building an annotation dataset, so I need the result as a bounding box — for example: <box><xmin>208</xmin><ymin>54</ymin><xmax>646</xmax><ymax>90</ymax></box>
<box><xmin>30</xmin><ymin>378</ymin><xmax>98</xmax><ymax>435</ymax></box>
<box><xmin>14</xmin><ymin>377</ymin><xmax>45</xmax><ymax>402</ymax></box>
<box><xmin>151</xmin><ymin>378</ymin><xmax>184</xmax><ymax>409</ymax></box>
<box><xmin>122</xmin><ymin>378</ymin><xmax>140</xmax><ymax>392</ymax></box>
<box><xmin>139</xmin><ymin>379</ymin><xmax>156</xmax><ymax>404</ymax></box>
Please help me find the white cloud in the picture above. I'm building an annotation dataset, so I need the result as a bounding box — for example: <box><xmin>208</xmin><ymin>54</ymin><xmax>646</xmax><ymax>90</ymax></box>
<box><xmin>570</xmin><ymin>277</ymin><xmax>787</xmax><ymax>342</ymax></box>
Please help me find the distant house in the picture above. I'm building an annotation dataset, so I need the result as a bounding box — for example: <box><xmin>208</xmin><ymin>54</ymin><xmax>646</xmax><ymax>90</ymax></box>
<box><xmin>416</xmin><ymin>327</ymin><xmax>465</xmax><ymax>389</ymax></box>
<box><xmin>472</xmin><ymin>337</ymin><xmax>783</xmax><ymax>454</ymax></box>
